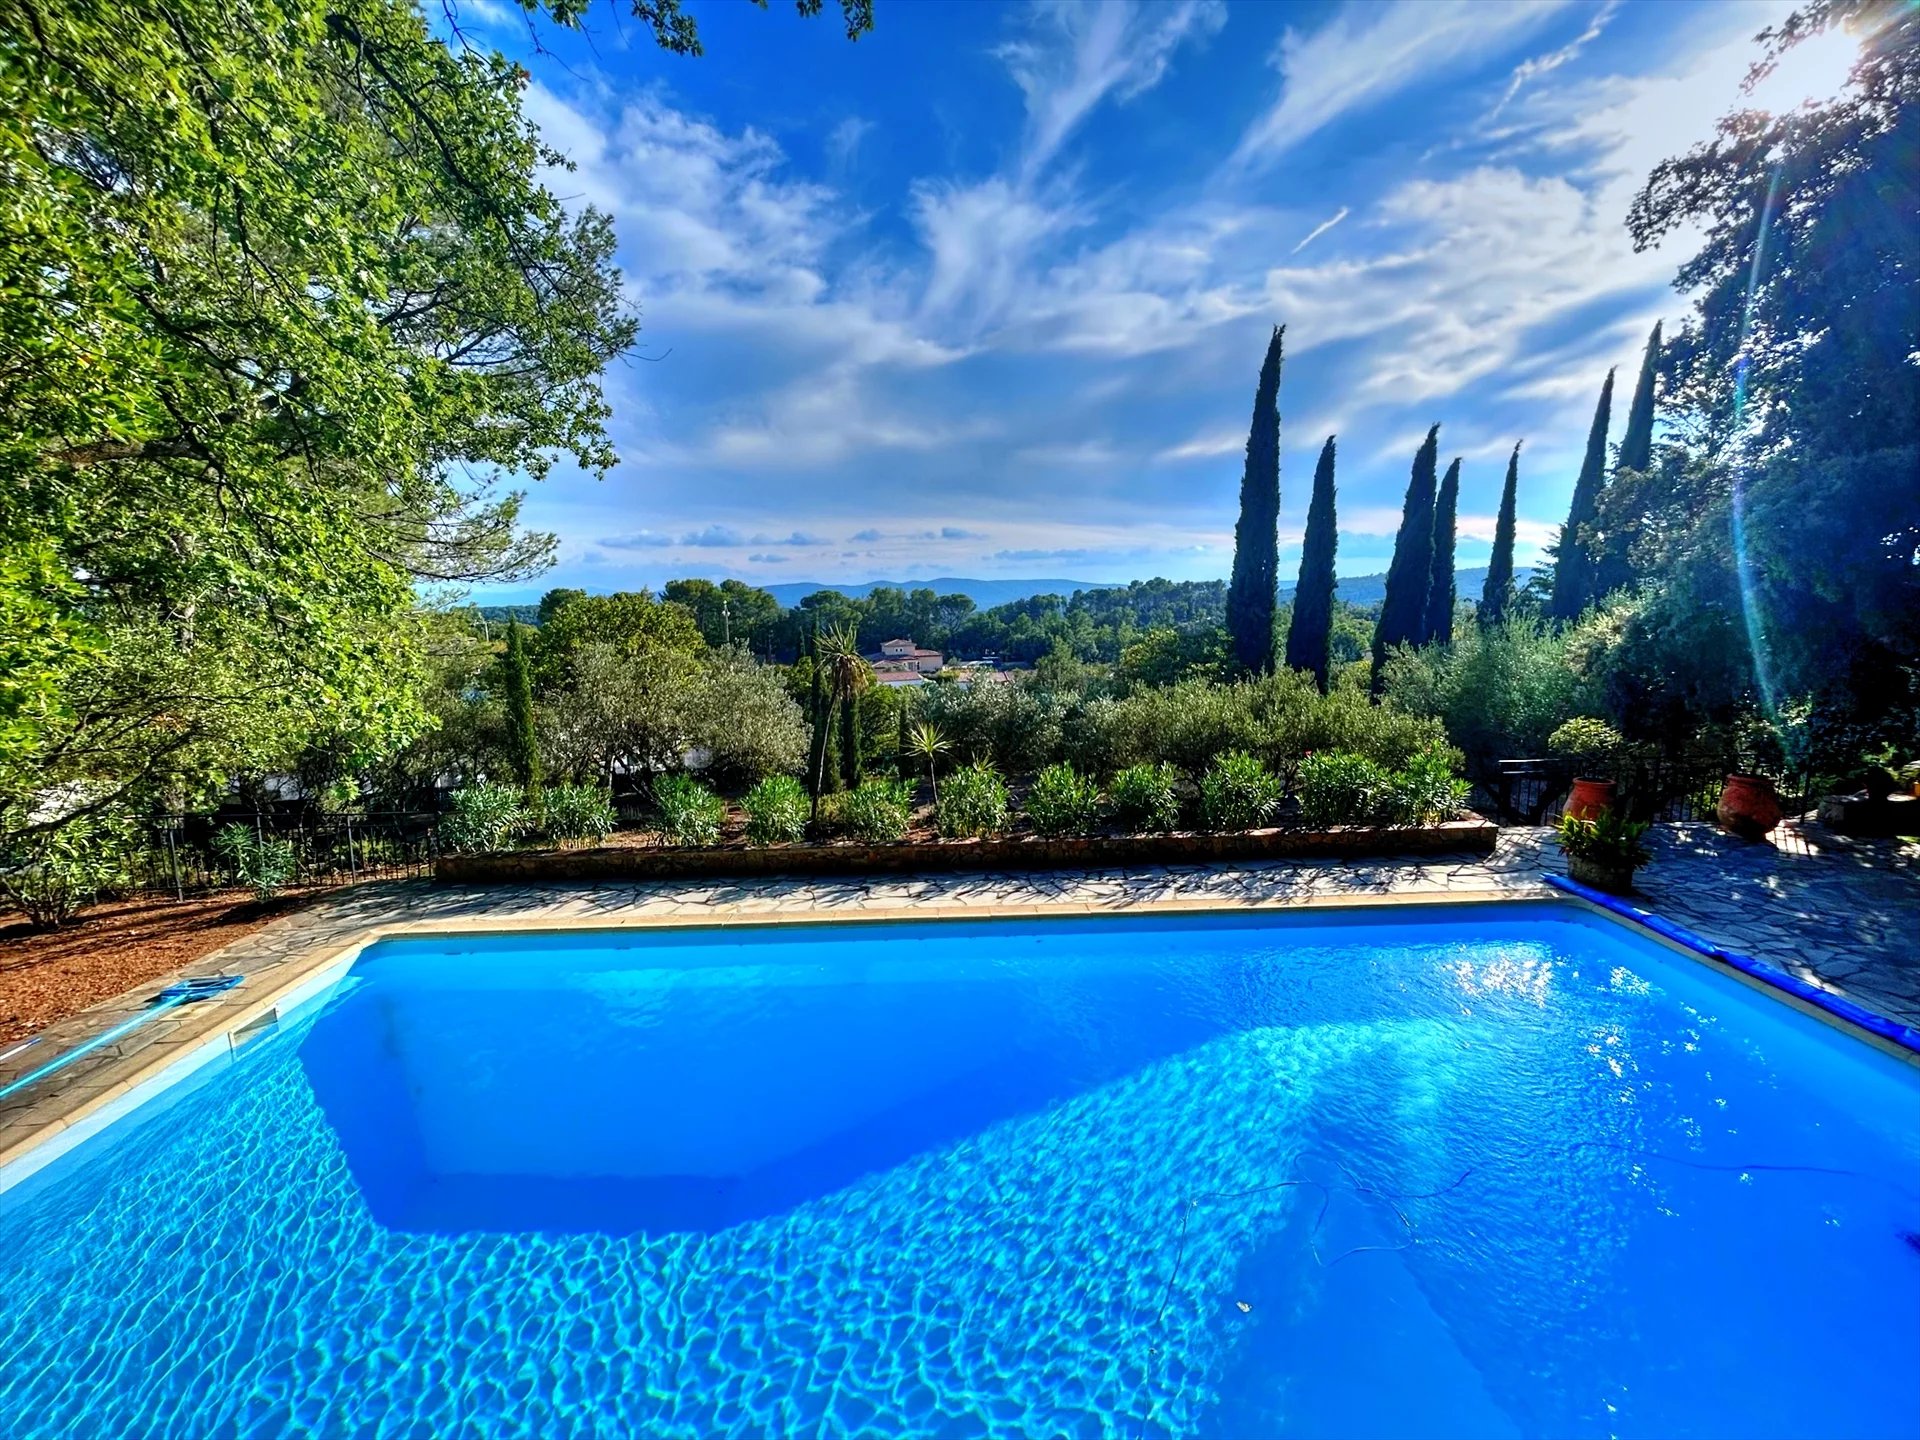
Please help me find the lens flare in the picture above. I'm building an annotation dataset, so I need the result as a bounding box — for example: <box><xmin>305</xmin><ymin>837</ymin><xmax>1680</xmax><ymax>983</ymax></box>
<box><xmin>1729</xmin><ymin>165</ymin><xmax>1786</xmax><ymax>726</ymax></box>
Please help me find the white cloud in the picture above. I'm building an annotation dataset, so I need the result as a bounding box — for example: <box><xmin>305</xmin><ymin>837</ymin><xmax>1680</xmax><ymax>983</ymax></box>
<box><xmin>825</xmin><ymin>115</ymin><xmax>874</xmax><ymax>170</ymax></box>
<box><xmin>1490</xmin><ymin>1</ymin><xmax>1620</xmax><ymax>119</ymax></box>
<box><xmin>1156</xmin><ymin>429</ymin><xmax>1244</xmax><ymax>463</ymax></box>
<box><xmin>1014</xmin><ymin>441</ymin><xmax>1121</xmax><ymax>466</ymax></box>
<box><xmin>998</xmin><ymin>0</ymin><xmax>1226</xmax><ymax>178</ymax></box>
<box><xmin>913</xmin><ymin>178</ymin><xmax>1085</xmax><ymax>329</ymax></box>
<box><xmin>1228</xmin><ymin>1</ymin><xmax>1568</xmax><ymax>172</ymax></box>
<box><xmin>1290</xmin><ymin>206</ymin><xmax>1350</xmax><ymax>256</ymax></box>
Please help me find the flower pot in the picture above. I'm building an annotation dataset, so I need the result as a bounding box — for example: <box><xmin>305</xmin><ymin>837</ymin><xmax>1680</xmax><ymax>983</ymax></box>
<box><xmin>1567</xmin><ymin>852</ymin><xmax>1634</xmax><ymax>895</ymax></box>
<box><xmin>1565</xmin><ymin>777</ymin><xmax>1616</xmax><ymax>821</ymax></box>
<box><xmin>1717</xmin><ymin>774</ymin><xmax>1782</xmax><ymax>841</ymax></box>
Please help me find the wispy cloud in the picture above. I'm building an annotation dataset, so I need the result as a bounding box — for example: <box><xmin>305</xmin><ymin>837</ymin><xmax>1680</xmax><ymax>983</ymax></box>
<box><xmin>680</xmin><ymin>525</ymin><xmax>748</xmax><ymax>548</ymax></box>
<box><xmin>1228</xmin><ymin>1</ymin><xmax>1567</xmax><ymax>172</ymax></box>
<box><xmin>1490</xmin><ymin>1</ymin><xmax>1620</xmax><ymax>120</ymax></box>
<box><xmin>998</xmin><ymin>0</ymin><xmax>1225</xmax><ymax>179</ymax></box>
<box><xmin>824</xmin><ymin>115</ymin><xmax>874</xmax><ymax>170</ymax></box>
<box><xmin>1156</xmin><ymin>429</ymin><xmax>1244</xmax><ymax>463</ymax></box>
<box><xmin>1290</xmin><ymin>206</ymin><xmax>1351</xmax><ymax>255</ymax></box>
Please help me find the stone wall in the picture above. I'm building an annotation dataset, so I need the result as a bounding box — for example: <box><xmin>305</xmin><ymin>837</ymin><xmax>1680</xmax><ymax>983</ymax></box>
<box><xmin>436</xmin><ymin>817</ymin><xmax>1499</xmax><ymax>884</ymax></box>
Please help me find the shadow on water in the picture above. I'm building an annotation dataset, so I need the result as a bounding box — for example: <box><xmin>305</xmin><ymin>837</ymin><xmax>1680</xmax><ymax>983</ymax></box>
<box><xmin>297</xmin><ymin>959</ymin><xmax>1314</xmax><ymax>1237</ymax></box>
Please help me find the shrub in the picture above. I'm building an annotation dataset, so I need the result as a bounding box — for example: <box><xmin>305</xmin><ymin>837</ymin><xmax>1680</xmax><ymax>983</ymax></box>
<box><xmin>1060</xmin><ymin>672</ymin><xmax>1450</xmax><ymax>781</ymax></box>
<box><xmin>1548</xmin><ymin>716</ymin><xmax>1628</xmax><ymax>778</ymax></box>
<box><xmin>688</xmin><ymin>647</ymin><xmax>811</xmax><ymax>786</ymax></box>
<box><xmin>438</xmin><ymin>783</ymin><xmax>529</xmax><ymax>854</ymax></box>
<box><xmin>1555</xmin><ymin>810</ymin><xmax>1652</xmax><ymax>868</ymax></box>
<box><xmin>917</xmin><ymin>680</ymin><xmax>1069</xmax><ymax>776</ymax></box>
<box><xmin>653</xmin><ymin>773</ymin><xmax>725</xmax><ymax>847</ymax></box>
<box><xmin>936</xmin><ymin>762</ymin><xmax>1010</xmax><ymax>839</ymax></box>
<box><xmin>1199</xmin><ymin>750</ymin><xmax>1285</xmax><ymax>831</ymax></box>
<box><xmin>1380</xmin><ymin>748</ymin><xmax>1472</xmax><ymax>825</ymax></box>
<box><xmin>836</xmin><ymin>777</ymin><xmax>914</xmax><ymax>843</ymax></box>
<box><xmin>742</xmin><ymin>774</ymin><xmax>809</xmax><ymax>844</ymax></box>
<box><xmin>0</xmin><ymin>810</ymin><xmax>135</xmax><ymax>929</ymax></box>
<box><xmin>1296</xmin><ymin>752</ymin><xmax>1392</xmax><ymax>827</ymax></box>
<box><xmin>1297</xmin><ymin>749</ymin><xmax>1470</xmax><ymax>827</ymax></box>
<box><xmin>213</xmin><ymin>823</ymin><xmax>298</xmax><ymax>900</ymax></box>
<box><xmin>1025</xmin><ymin>763</ymin><xmax>1103</xmax><ymax>836</ymax></box>
<box><xmin>1108</xmin><ymin>762</ymin><xmax>1182</xmax><ymax>832</ymax></box>
<box><xmin>541</xmin><ymin>784</ymin><xmax>616</xmax><ymax>846</ymax></box>
<box><xmin>1382</xmin><ymin>617</ymin><xmax>1592</xmax><ymax>766</ymax></box>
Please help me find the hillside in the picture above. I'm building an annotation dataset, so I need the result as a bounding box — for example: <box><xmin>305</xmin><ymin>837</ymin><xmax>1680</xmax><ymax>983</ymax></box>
<box><xmin>762</xmin><ymin>576</ymin><xmax>1116</xmax><ymax>609</ymax></box>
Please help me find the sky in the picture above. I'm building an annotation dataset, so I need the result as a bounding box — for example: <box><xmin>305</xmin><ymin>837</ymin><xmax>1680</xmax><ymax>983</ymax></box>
<box><xmin>446</xmin><ymin>0</ymin><xmax>1863</xmax><ymax>600</ymax></box>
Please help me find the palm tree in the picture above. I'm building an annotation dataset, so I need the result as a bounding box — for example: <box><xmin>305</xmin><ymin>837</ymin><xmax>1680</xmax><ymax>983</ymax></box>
<box><xmin>811</xmin><ymin>623</ymin><xmax>869</xmax><ymax>816</ymax></box>
<box><xmin>903</xmin><ymin>720</ymin><xmax>948</xmax><ymax>802</ymax></box>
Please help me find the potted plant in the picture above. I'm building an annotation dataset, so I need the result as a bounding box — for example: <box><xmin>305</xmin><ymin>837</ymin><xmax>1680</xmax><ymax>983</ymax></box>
<box><xmin>1549</xmin><ymin>718</ymin><xmax>1627</xmax><ymax>820</ymax></box>
<box><xmin>1716</xmin><ymin>774</ymin><xmax>1783</xmax><ymax>840</ymax></box>
<box><xmin>1555</xmin><ymin>810</ymin><xmax>1652</xmax><ymax>896</ymax></box>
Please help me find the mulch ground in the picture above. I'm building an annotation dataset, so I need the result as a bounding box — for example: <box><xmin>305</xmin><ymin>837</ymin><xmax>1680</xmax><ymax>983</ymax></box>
<box><xmin>0</xmin><ymin>890</ymin><xmax>320</xmax><ymax>1045</ymax></box>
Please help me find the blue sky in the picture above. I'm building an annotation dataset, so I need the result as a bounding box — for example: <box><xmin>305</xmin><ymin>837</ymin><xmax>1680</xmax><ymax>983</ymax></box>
<box><xmin>447</xmin><ymin>0</ymin><xmax>1852</xmax><ymax>599</ymax></box>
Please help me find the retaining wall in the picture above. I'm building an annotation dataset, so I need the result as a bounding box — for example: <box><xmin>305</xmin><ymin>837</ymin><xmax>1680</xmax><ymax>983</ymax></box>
<box><xmin>436</xmin><ymin>816</ymin><xmax>1499</xmax><ymax>884</ymax></box>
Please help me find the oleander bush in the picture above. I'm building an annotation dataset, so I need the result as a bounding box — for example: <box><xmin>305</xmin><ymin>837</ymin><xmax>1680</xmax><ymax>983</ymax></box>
<box><xmin>743</xmin><ymin>774</ymin><xmax>809</xmax><ymax>844</ymax></box>
<box><xmin>1024</xmin><ymin>762</ymin><xmax>1103</xmax><ymax>836</ymax></box>
<box><xmin>1295</xmin><ymin>752</ymin><xmax>1391</xmax><ymax>826</ymax></box>
<box><xmin>1198</xmin><ymin>750</ymin><xmax>1285</xmax><ymax>831</ymax></box>
<box><xmin>1381</xmin><ymin>748</ymin><xmax>1472</xmax><ymax>825</ymax></box>
<box><xmin>541</xmin><ymin>784</ymin><xmax>617</xmax><ymax>846</ymax></box>
<box><xmin>0</xmin><ymin>809</ymin><xmax>136</xmax><ymax>929</ymax></box>
<box><xmin>1297</xmin><ymin>748</ymin><xmax>1470</xmax><ymax>827</ymax></box>
<box><xmin>1108</xmin><ymin>762</ymin><xmax>1182</xmax><ymax>832</ymax></box>
<box><xmin>653</xmin><ymin>773</ymin><xmax>725</xmax><ymax>847</ymax></box>
<box><xmin>836</xmin><ymin>777</ymin><xmax>914</xmax><ymax>843</ymax></box>
<box><xmin>213</xmin><ymin>822</ymin><xmax>298</xmax><ymax>899</ymax></box>
<box><xmin>438</xmin><ymin>784</ymin><xmax>530</xmax><ymax>854</ymax></box>
<box><xmin>936</xmin><ymin>761</ymin><xmax>1011</xmax><ymax>839</ymax></box>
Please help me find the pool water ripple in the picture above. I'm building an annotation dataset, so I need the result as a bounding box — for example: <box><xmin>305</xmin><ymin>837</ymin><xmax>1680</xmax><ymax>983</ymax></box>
<box><xmin>0</xmin><ymin>907</ymin><xmax>1915</xmax><ymax>1439</ymax></box>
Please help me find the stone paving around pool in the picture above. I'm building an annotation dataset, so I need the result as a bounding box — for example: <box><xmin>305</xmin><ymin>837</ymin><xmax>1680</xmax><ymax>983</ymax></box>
<box><xmin>4</xmin><ymin>821</ymin><xmax>1917</xmax><ymax>1166</ymax></box>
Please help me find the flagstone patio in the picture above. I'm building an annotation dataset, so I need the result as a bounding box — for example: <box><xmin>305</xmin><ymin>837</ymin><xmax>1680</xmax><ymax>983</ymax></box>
<box><xmin>4</xmin><ymin>821</ymin><xmax>1916</xmax><ymax>1165</ymax></box>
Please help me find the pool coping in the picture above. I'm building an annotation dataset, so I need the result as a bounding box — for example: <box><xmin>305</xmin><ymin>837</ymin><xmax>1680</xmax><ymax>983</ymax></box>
<box><xmin>4</xmin><ymin>879</ymin><xmax>1916</xmax><ymax>1183</ymax></box>
<box><xmin>1544</xmin><ymin>873</ymin><xmax>1920</xmax><ymax>1061</ymax></box>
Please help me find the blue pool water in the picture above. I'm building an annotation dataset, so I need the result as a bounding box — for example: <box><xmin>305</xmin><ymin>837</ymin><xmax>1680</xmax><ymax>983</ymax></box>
<box><xmin>1</xmin><ymin>903</ymin><xmax>1917</xmax><ymax>1439</ymax></box>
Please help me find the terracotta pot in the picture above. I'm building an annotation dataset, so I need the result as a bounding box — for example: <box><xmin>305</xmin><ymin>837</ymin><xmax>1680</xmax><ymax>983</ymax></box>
<box><xmin>1565</xmin><ymin>777</ymin><xmax>1616</xmax><ymax>821</ymax></box>
<box><xmin>1717</xmin><ymin>773</ymin><xmax>1782</xmax><ymax>841</ymax></box>
<box><xmin>1567</xmin><ymin>852</ymin><xmax>1634</xmax><ymax>896</ymax></box>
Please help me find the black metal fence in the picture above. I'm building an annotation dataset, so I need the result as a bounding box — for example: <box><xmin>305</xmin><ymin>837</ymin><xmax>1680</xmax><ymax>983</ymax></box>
<box><xmin>1475</xmin><ymin>754</ymin><xmax>1816</xmax><ymax>827</ymax></box>
<box><xmin>127</xmin><ymin>811</ymin><xmax>440</xmax><ymax>899</ymax></box>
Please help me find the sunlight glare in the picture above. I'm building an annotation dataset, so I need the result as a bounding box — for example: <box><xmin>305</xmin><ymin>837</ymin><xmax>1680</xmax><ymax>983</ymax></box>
<box><xmin>1743</xmin><ymin>25</ymin><xmax>1864</xmax><ymax>114</ymax></box>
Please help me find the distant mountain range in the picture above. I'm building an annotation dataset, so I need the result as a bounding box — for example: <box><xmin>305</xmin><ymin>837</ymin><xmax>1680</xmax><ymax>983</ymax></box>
<box><xmin>761</xmin><ymin>577</ymin><xmax>1117</xmax><ymax>609</ymax></box>
<box><xmin>472</xmin><ymin>567</ymin><xmax>1533</xmax><ymax>624</ymax></box>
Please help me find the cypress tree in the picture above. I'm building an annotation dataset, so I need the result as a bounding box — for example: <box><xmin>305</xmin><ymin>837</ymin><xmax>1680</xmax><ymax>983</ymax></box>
<box><xmin>1548</xmin><ymin>367</ymin><xmax>1615</xmax><ymax>622</ymax></box>
<box><xmin>1480</xmin><ymin>442</ymin><xmax>1522</xmax><ymax>629</ymax></box>
<box><xmin>1284</xmin><ymin>436</ymin><xmax>1339</xmax><ymax>692</ymax></box>
<box><xmin>1593</xmin><ymin>323</ymin><xmax>1662</xmax><ymax>598</ymax></box>
<box><xmin>1617</xmin><ymin>322</ymin><xmax>1660</xmax><ymax>474</ymax></box>
<box><xmin>1225</xmin><ymin>325</ymin><xmax>1284</xmax><ymax>674</ymax></box>
<box><xmin>839</xmin><ymin>688</ymin><xmax>862</xmax><ymax>789</ymax></box>
<box><xmin>1424</xmin><ymin>457</ymin><xmax>1461</xmax><ymax>647</ymax></box>
<box><xmin>805</xmin><ymin>627</ymin><xmax>831</xmax><ymax>815</ymax></box>
<box><xmin>1370</xmin><ymin>425</ymin><xmax>1441</xmax><ymax>697</ymax></box>
<box><xmin>501</xmin><ymin>620</ymin><xmax>542</xmax><ymax>795</ymax></box>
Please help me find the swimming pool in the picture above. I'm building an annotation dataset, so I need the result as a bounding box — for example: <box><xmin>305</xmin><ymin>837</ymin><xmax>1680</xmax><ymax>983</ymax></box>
<box><xmin>1</xmin><ymin>902</ymin><xmax>1915</xmax><ymax>1438</ymax></box>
